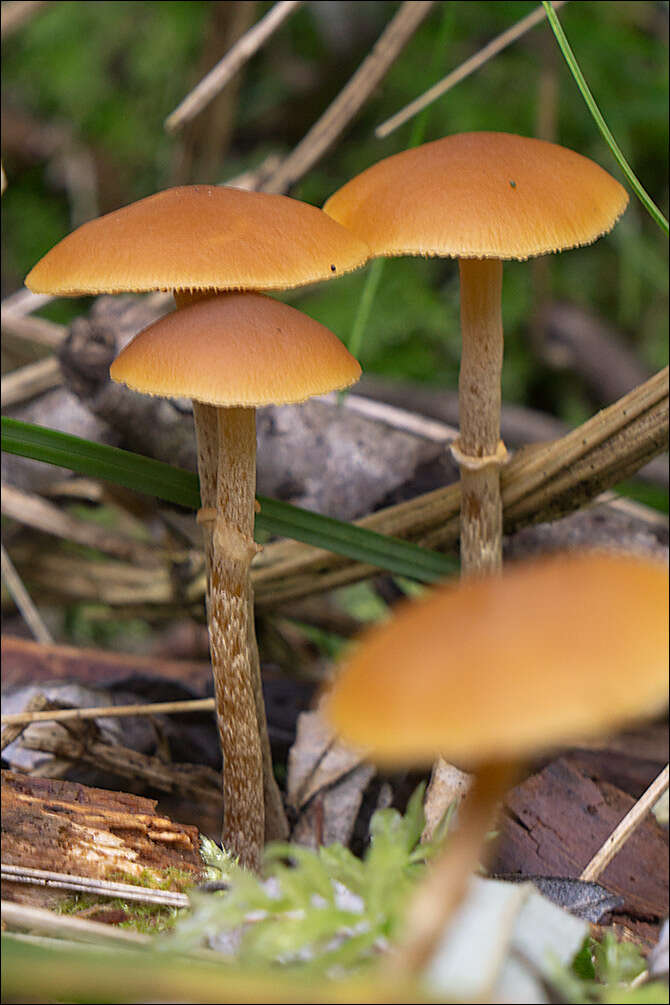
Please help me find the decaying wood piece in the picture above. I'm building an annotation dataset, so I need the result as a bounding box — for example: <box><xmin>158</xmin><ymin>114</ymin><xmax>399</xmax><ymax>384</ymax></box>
<box><xmin>580</xmin><ymin>764</ymin><xmax>670</xmax><ymax>884</ymax></box>
<box><xmin>1</xmin><ymin>634</ymin><xmax>212</xmax><ymax>693</ymax></box>
<box><xmin>492</xmin><ymin>757</ymin><xmax>669</xmax><ymax>921</ymax></box>
<box><xmin>1</xmin><ymin>770</ymin><xmax>204</xmax><ymax>910</ymax></box>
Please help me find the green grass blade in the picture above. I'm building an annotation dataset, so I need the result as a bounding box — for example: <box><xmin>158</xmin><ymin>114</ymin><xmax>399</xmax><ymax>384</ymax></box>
<box><xmin>1</xmin><ymin>417</ymin><xmax>457</xmax><ymax>583</ymax></box>
<box><xmin>2</xmin><ymin>416</ymin><xmax>201</xmax><ymax>509</ymax></box>
<box><xmin>542</xmin><ymin>1</ymin><xmax>669</xmax><ymax>236</ymax></box>
<box><xmin>346</xmin><ymin>257</ymin><xmax>385</xmax><ymax>363</ymax></box>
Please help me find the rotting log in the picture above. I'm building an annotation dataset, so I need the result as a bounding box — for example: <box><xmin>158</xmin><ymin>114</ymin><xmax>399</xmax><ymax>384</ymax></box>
<box><xmin>1</xmin><ymin>770</ymin><xmax>204</xmax><ymax>911</ymax></box>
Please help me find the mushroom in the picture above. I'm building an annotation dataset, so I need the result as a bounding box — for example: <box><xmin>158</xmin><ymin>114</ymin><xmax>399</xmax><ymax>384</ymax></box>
<box><xmin>323</xmin><ymin>550</ymin><xmax>668</xmax><ymax>972</ymax></box>
<box><xmin>111</xmin><ymin>291</ymin><xmax>362</xmax><ymax>869</ymax></box>
<box><xmin>323</xmin><ymin>133</ymin><xmax>629</xmax><ymax>575</ymax></box>
<box><xmin>25</xmin><ymin>184</ymin><xmax>370</xmax><ymax>860</ymax></box>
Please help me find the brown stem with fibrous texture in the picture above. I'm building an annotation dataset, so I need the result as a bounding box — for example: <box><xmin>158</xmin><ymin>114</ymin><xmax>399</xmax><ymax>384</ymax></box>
<box><xmin>204</xmin><ymin>405</ymin><xmax>263</xmax><ymax>869</ymax></box>
<box><xmin>246</xmin><ymin>579</ymin><xmax>290</xmax><ymax>843</ymax></box>
<box><xmin>385</xmin><ymin>759</ymin><xmax>518</xmax><ymax>979</ymax></box>
<box><xmin>192</xmin><ymin>400</ymin><xmax>287</xmax><ymax>854</ymax></box>
<box><xmin>456</xmin><ymin>257</ymin><xmax>505</xmax><ymax>575</ymax></box>
<box><xmin>179</xmin><ymin>291</ymin><xmax>287</xmax><ymax>868</ymax></box>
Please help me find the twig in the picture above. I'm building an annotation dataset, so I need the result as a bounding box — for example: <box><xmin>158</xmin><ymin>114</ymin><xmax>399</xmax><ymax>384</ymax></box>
<box><xmin>1</xmin><ymin>900</ymin><xmax>149</xmax><ymax>945</ymax></box>
<box><xmin>261</xmin><ymin>1</ymin><xmax>435</xmax><ymax>194</ymax></box>
<box><xmin>20</xmin><ymin>725</ymin><xmax>221</xmax><ymax>802</ymax></box>
<box><xmin>1</xmin><ymin>481</ymin><xmax>164</xmax><ymax>565</ymax></box>
<box><xmin>1</xmin><ymin>864</ymin><xmax>190</xmax><ymax>908</ymax></box>
<box><xmin>165</xmin><ymin>1</ymin><xmax>302</xmax><ymax>133</ymax></box>
<box><xmin>0</xmin><ymin>543</ymin><xmax>53</xmax><ymax>644</ymax></box>
<box><xmin>375</xmin><ymin>0</ymin><xmax>567</xmax><ymax>139</ymax></box>
<box><xmin>1</xmin><ymin>356</ymin><xmax>62</xmax><ymax>407</ymax></box>
<box><xmin>1</xmin><ymin>696</ymin><xmax>215</xmax><ymax>727</ymax></box>
<box><xmin>1</xmin><ymin>693</ymin><xmax>51</xmax><ymax>752</ymax></box>
<box><xmin>580</xmin><ymin>764</ymin><xmax>670</xmax><ymax>882</ymax></box>
<box><xmin>333</xmin><ymin>391</ymin><xmax>458</xmax><ymax>443</ymax></box>
<box><xmin>1</xmin><ymin>312</ymin><xmax>67</xmax><ymax>351</ymax></box>
<box><xmin>1</xmin><ymin>288</ymin><xmax>54</xmax><ymax>318</ymax></box>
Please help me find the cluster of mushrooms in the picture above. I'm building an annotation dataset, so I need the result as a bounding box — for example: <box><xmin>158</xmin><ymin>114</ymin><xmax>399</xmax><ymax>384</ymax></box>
<box><xmin>27</xmin><ymin>133</ymin><xmax>668</xmax><ymax>966</ymax></box>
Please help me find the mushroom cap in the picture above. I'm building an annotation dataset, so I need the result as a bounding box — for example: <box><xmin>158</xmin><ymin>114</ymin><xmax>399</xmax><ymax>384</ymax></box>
<box><xmin>109</xmin><ymin>292</ymin><xmax>361</xmax><ymax>406</ymax></box>
<box><xmin>324</xmin><ymin>552</ymin><xmax>668</xmax><ymax>769</ymax></box>
<box><xmin>26</xmin><ymin>185</ymin><xmax>370</xmax><ymax>295</ymax></box>
<box><xmin>323</xmin><ymin>132</ymin><xmax>628</xmax><ymax>261</ymax></box>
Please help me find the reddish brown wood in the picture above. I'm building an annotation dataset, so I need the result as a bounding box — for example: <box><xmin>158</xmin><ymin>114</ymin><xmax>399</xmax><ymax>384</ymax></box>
<box><xmin>1</xmin><ymin>770</ymin><xmax>204</xmax><ymax>908</ymax></box>
<box><xmin>492</xmin><ymin>758</ymin><xmax>669</xmax><ymax>920</ymax></box>
<box><xmin>1</xmin><ymin>635</ymin><xmax>212</xmax><ymax>693</ymax></box>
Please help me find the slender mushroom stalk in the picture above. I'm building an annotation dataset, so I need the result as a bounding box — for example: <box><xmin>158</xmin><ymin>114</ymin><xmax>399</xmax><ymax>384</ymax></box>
<box><xmin>387</xmin><ymin>760</ymin><xmax>518</xmax><ymax>978</ymax></box>
<box><xmin>322</xmin><ymin>132</ymin><xmax>629</xmax><ymax>575</ymax></box>
<box><xmin>111</xmin><ymin>291</ymin><xmax>361</xmax><ymax>869</ymax></box>
<box><xmin>197</xmin><ymin>403</ymin><xmax>290</xmax><ymax>859</ymax></box>
<box><xmin>453</xmin><ymin>257</ymin><xmax>505</xmax><ymax>574</ymax></box>
<box><xmin>182</xmin><ymin>297</ymin><xmax>287</xmax><ymax>853</ymax></box>
<box><xmin>207</xmin><ymin>405</ymin><xmax>264</xmax><ymax>866</ymax></box>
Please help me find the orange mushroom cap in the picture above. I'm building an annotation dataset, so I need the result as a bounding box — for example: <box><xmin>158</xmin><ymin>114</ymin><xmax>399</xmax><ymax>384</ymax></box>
<box><xmin>110</xmin><ymin>292</ymin><xmax>361</xmax><ymax>406</ymax></box>
<box><xmin>323</xmin><ymin>132</ymin><xmax>628</xmax><ymax>261</ymax></box>
<box><xmin>324</xmin><ymin>552</ymin><xmax>668</xmax><ymax>769</ymax></box>
<box><xmin>26</xmin><ymin>185</ymin><xmax>370</xmax><ymax>296</ymax></box>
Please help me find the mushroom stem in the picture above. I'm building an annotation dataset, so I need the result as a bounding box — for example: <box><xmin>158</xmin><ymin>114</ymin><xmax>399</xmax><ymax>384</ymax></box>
<box><xmin>204</xmin><ymin>404</ymin><xmax>264</xmax><ymax>869</ymax></box>
<box><xmin>456</xmin><ymin>257</ymin><xmax>505</xmax><ymax>575</ymax></box>
<box><xmin>386</xmin><ymin>758</ymin><xmax>517</xmax><ymax>979</ymax></box>
<box><xmin>192</xmin><ymin>399</ymin><xmax>288</xmax><ymax>860</ymax></box>
<box><xmin>246</xmin><ymin>579</ymin><xmax>290</xmax><ymax>844</ymax></box>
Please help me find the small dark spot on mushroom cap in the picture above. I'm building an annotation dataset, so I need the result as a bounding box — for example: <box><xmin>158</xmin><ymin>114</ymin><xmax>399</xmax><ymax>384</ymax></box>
<box><xmin>509</xmin><ymin>180</ymin><xmax>516</xmax><ymax>189</ymax></box>
<box><xmin>330</xmin><ymin>264</ymin><xmax>337</xmax><ymax>272</ymax></box>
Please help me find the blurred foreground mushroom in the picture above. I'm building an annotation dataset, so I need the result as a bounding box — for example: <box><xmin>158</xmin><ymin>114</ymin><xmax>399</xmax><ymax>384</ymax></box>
<box><xmin>25</xmin><ymin>184</ymin><xmax>370</xmax><ymax>863</ymax></box>
<box><xmin>323</xmin><ymin>551</ymin><xmax>668</xmax><ymax>974</ymax></box>
<box><xmin>111</xmin><ymin>292</ymin><xmax>360</xmax><ymax>869</ymax></box>
<box><xmin>323</xmin><ymin>133</ymin><xmax>629</xmax><ymax>575</ymax></box>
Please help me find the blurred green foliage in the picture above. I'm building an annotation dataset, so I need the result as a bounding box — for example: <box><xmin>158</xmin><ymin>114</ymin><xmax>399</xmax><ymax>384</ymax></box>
<box><xmin>2</xmin><ymin>1</ymin><xmax>668</xmax><ymax>419</ymax></box>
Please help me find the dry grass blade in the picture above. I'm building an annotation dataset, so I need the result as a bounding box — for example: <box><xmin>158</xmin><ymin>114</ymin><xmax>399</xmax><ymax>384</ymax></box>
<box><xmin>580</xmin><ymin>764</ymin><xmax>670</xmax><ymax>883</ymax></box>
<box><xmin>12</xmin><ymin>550</ymin><xmax>195</xmax><ymax>606</ymax></box>
<box><xmin>1</xmin><ymin>482</ymin><xmax>162</xmax><ymax>565</ymax></box>
<box><xmin>1</xmin><ymin>900</ymin><xmax>150</xmax><ymax>945</ymax></box>
<box><xmin>1</xmin><ymin>356</ymin><xmax>62</xmax><ymax>407</ymax></box>
<box><xmin>252</xmin><ymin>368</ymin><xmax>668</xmax><ymax>606</ymax></box>
<box><xmin>0</xmin><ymin>543</ymin><xmax>53</xmax><ymax>644</ymax></box>
<box><xmin>165</xmin><ymin>1</ymin><xmax>302</xmax><ymax>133</ymax></box>
<box><xmin>375</xmin><ymin>0</ymin><xmax>568</xmax><ymax>139</ymax></box>
<box><xmin>1</xmin><ymin>864</ymin><xmax>190</xmax><ymax>907</ymax></box>
<box><xmin>1</xmin><ymin>696</ymin><xmax>215</xmax><ymax>726</ymax></box>
<box><xmin>261</xmin><ymin>1</ymin><xmax>435</xmax><ymax>194</ymax></box>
